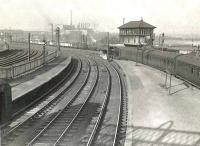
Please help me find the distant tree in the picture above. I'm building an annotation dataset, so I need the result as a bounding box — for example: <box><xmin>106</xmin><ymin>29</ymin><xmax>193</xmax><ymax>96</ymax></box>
<box><xmin>109</xmin><ymin>35</ymin><xmax>119</xmax><ymax>44</ymax></box>
<box><xmin>100</xmin><ymin>36</ymin><xmax>108</xmax><ymax>44</ymax></box>
<box><xmin>99</xmin><ymin>34</ymin><xmax>119</xmax><ymax>44</ymax></box>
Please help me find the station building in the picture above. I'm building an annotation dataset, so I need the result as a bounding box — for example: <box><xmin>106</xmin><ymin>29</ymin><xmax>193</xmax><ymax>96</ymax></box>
<box><xmin>118</xmin><ymin>19</ymin><xmax>156</xmax><ymax>46</ymax></box>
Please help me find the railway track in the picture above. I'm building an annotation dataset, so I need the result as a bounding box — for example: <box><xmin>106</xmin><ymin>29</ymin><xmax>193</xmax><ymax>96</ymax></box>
<box><xmin>50</xmin><ymin>60</ymin><xmax>111</xmax><ymax>146</ymax></box>
<box><xmin>1</xmin><ymin>55</ymin><xmax>126</xmax><ymax>146</ymax></box>
<box><xmin>1</xmin><ymin>57</ymin><xmax>86</xmax><ymax>145</ymax></box>
<box><xmin>81</xmin><ymin>61</ymin><xmax>111</xmax><ymax>146</ymax></box>
<box><xmin>89</xmin><ymin>58</ymin><xmax>124</xmax><ymax>146</ymax></box>
<box><xmin>0</xmin><ymin>50</ymin><xmax>36</xmax><ymax>67</ymax></box>
<box><xmin>25</xmin><ymin>58</ymin><xmax>96</xmax><ymax>146</ymax></box>
<box><xmin>0</xmin><ymin>50</ymin><xmax>22</xmax><ymax>60</ymax></box>
<box><xmin>0</xmin><ymin>49</ymin><xmax>44</xmax><ymax>67</ymax></box>
<box><xmin>2</xmin><ymin>57</ymin><xmax>80</xmax><ymax>132</ymax></box>
<box><xmin>111</xmin><ymin>61</ymin><xmax>128</xmax><ymax>146</ymax></box>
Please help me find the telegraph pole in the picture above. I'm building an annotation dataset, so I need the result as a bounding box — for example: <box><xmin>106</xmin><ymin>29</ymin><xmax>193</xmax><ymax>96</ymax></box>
<box><xmin>158</xmin><ymin>34</ymin><xmax>161</xmax><ymax>46</ymax></box>
<box><xmin>136</xmin><ymin>47</ymin><xmax>138</xmax><ymax>66</ymax></box>
<box><xmin>136</xmin><ymin>19</ymin><xmax>141</xmax><ymax>66</ymax></box>
<box><xmin>169</xmin><ymin>73</ymin><xmax>172</xmax><ymax>95</ymax></box>
<box><xmin>28</xmin><ymin>33</ymin><xmax>31</xmax><ymax>61</ymax></box>
<box><xmin>162</xmin><ymin>33</ymin><xmax>165</xmax><ymax>51</ymax></box>
<box><xmin>86</xmin><ymin>33</ymin><xmax>88</xmax><ymax>49</ymax></box>
<box><xmin>56</xmin><ymin>27</ymin><xmax>60</xmax><ymax>52</ymax></box>
<box><xmin>51</xmin><ymin>24</ymin><xmax>54</xmax><ymax>42</ymax></box>
<box><xmin>164</xmin><ymin>71</ymin><xmax>168</xmax><ymax>88</ymax></box>
<box><xmin>42</xmin><ymin>36</ymin><xmax>46</xmax><ymax>64</ymax></box>
<box><xmin>107</xmin><ymin>32</ymin><xmax>109</xmax><ymax>60</ymax></box>
<box><xmin>138</xmin><ymin>30</ymin><xmax>141</xmax><ymax>46</ymax></box>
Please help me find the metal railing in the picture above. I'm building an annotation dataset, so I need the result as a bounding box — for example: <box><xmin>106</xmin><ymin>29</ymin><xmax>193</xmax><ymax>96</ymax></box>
<box><xmin>0</xmin><ymin>50</ymin><xmax>57</xmax><ymax>79</ymax></box>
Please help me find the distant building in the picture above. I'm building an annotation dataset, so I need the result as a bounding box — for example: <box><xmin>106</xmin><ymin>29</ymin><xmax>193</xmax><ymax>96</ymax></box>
<box><xmin>62</xmin><ymin>23</ymin><xmax>96</xmax><ymax>46</ymax></box>
<box><xmin>64</xmin><ymin>30</ymin><xmax>87</xmax><ymax>44</ymax></box>
<box><xmin>118</xmin><ymin>19</ymin><xmax>156</xmax><ymax>46</ymax></box>
<box><xmin>62</xmin><ymin>25</ymin><xmax>75</xmax><ymax>30</ymax></box>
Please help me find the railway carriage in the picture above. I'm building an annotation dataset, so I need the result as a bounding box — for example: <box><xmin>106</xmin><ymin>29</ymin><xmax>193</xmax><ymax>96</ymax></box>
<box><xmin>117</xmin><ymin>46</ymin><xmax>179</xmax><ymax>73</ymax></box>
<box><xmin>114</xmin><ymin>45</ymin><xmax>200</xmax><ymax>88</ymax></box>
<box><xmin>142</xmin><ymin>49</ymin><xmax>155</xmax><ymax>65</ymax></box>
<box><xmin>147</xmin><ymin>51</ymin><xmax>179</xmax><ymax>73</ymax></box>
<box><xmin>118</xmin><ymin>46</ymin><xmax>136</xmax><ymax>61</ymax></box>
<box><xmin>176</xmin><ymin>55</ymin><xmax>200</xmax><ymax>86</ymax></box>
<box><xmin>117</xmin><ymin>46</ymin><xmax>145</xmax><ymax>63</ymax></box>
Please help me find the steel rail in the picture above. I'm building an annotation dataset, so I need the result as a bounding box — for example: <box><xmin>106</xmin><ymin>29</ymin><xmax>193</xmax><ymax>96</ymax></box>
<box><xmin>0</xmin><ymin>49</ymin><xmax>26</xmax><ymax>60</ymax></box>
<box><xmin>26</xmin><ymin>58</ymin><xmax>92</xmax><ymax>146</ymax></box>
<box><xmin>0</xmin><ymin>49</ymin><xmax>30</xmax><ymax>62</ymax></box>
<box><xmin>110</xmin><ymin>62</ymin><xmax>123</xmax><ymax>146</ymax></box>
<box><xmin>0</xmin><ymin>49</ymin><xmax>42</xmax><ymax>67</ymax></box>
<box><xmin>11</xmin><ymin>56</ymin><xmax>75</xmax><ymax>115</ymax></box>
<box><xmin>2</xmin><ymin>58</ymin><xmax>81</xmax><ymax>138</ymax></box>
<box><xmin>86</xmin><ymin>62</ymin><xmax>111</xmax><ymax>146</ymax></box>
<box><xmin>0</xmin><ymin>50</ymin><xmax>22</xmax><ymax>60</ymax></box>
<box><xmin>53</xmin><ymin>59</ymin><xmax>99</xmax><ymax>146</ymax></box>
<box><xmin>0</xmin><ymin>50</ymin><xmax>36</xmax><ymax>66</ymax></box>
<box><xmin>88</xmin><ymin>58</ymin><xmax>122</xmax><ymax>146</ymax></box>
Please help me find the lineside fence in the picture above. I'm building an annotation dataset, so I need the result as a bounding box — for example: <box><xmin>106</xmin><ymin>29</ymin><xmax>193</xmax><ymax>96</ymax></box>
<box><xmin>0</xmin><ymin>50</ymin><xmax>57</xmax><ymax>79</ymax></box>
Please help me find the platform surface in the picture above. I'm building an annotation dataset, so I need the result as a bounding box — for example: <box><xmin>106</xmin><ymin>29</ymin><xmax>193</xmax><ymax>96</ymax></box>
<box><xmin>12</xmin><ymin>56</ymin><xmax>71</xmax><ymax>100</ymax></box>
<box><xmin>116</xmin><ymin>60</ymin><xmax>200</xmax><ymax>146</ymax></box>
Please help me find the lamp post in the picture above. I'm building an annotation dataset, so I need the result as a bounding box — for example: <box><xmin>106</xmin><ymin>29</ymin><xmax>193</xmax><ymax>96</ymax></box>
<box><xmin>136</xmin><ymin>21</ymin><xmax>142</xmax><ymax>66</ymax></box>
<box><xmin>56</xmin><ymin>27</ymin><xmax>60</xmax><ymax>52</ymax></box>
<box><xmin>86</xmin><ymin>33</ymin><xmax>88</xmax><ymax>49</ymax></box>
<box><xmin>28</xmin><ymin>33</ymin><xmax>31</xmax><ymax>61</ymax></box>
<box><xmin>161</xmin><ymin>33</ymin><xmax>165</xmax><ymax>51</ymax></box>
<box><xmin>51</xmin><ymin>24</ymin><xmax>54</xmax><ymax>42</ymax></box>
<box><xmin>107</xmin><ymin>32</ymin><xmax>109</xmax><ymax>60</ymax></box>
<box><xmin>42</xmin><ymin>36</ymin><xmax>47</xmax><ymax>64</ymax></box>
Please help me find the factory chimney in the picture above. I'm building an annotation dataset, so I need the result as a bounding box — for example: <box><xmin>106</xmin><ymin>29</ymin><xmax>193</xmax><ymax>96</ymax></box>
<box><xmin>70</xmin><ymin>10</ymin><xmax>72</xmax><ymax>26</ymax></box>
<box><xmin>123</xmin><ymin>18</ymin><xmax>125</xmax><ymax>24</ymax></box>
<box><xmin>51</xmin><ymin>24</ymin><xmax>53</xmax><ymax>42</ymax></box>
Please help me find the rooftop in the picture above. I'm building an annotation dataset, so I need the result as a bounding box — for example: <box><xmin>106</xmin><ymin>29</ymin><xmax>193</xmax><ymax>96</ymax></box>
<box><xmin>118</xmin><ymin>20</ymin><xmax>156</xmax><ymax>29</ymax></box>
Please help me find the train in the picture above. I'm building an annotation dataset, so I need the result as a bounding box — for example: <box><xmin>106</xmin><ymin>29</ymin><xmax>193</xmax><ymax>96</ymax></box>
<box><xmin>112</xmin><ymin>45</ymin><xmax>200</xmax><ymax>87</ymax></box>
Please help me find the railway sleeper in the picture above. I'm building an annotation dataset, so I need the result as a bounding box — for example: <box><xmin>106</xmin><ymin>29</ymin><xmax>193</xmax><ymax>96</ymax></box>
<box><xmin>59</xmin><ymin>139</ymin><xmax>72</xmax><ymax>144</ymax></box>
<box><xmin>58</xmin><ymin>143</ymin><xmax>72</xmax><ymax>146</ymax></box>
<box><xmin>54</xmin><ymin>118</ymin><xmax>71</xmax><ymax>122</ymax></box>
<box><xmin>42</xmin><ymin>131</ymin><xmax>63</xmax><ymax>136</ymax></box>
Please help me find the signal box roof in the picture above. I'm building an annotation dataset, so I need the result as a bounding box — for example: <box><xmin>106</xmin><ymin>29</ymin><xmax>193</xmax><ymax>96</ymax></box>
<box><xmin>118</xmin><ymin>20</ymin><xmax>156</xmax><ymax>29</ymax></box>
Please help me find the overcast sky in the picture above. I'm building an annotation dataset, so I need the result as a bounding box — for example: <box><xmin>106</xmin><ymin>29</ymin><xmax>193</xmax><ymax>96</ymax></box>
<box><xmin>0</xmin><ymin>0</ymin><xmax>200</xmax><ymax>35</ymax></box>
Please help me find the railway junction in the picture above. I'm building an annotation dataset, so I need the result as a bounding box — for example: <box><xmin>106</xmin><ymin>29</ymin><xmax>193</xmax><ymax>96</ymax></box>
<box><xmin>0</xmin><ymin>46</ymin><xmax>127</xmax><ymax>146</ymax></box>
<box><xmin>1</xmin><ymin>42</ymin><xmax>200</xmax><ymax>146</ymax></box>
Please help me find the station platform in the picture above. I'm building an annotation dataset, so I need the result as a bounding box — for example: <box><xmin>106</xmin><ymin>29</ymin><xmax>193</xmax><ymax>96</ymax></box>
<box><xmin>116</xmin><ymin>60</ymin><xmax>200</xmax><ymax>146</ymax></box>
<box><xmin>11</xmin><ymin>56</ymin><xmax>71</xmax><ymax>101</ymax></box>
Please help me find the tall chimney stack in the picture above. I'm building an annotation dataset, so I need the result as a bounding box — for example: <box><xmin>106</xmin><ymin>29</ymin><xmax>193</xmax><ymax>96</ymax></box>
<box><xmin>123</xmin><ymin>18</ymin><xmax>125</xmax><ymax>24</ymax></box>
<box><xmin>51</xmin><ymin>24</ymin><xmax>53</xmax><ymax>42</ymax></box>
<box><xmin>70</xmin><ymin>10</ymin><xmax>72</xmax><ymax>26</ymax></box>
